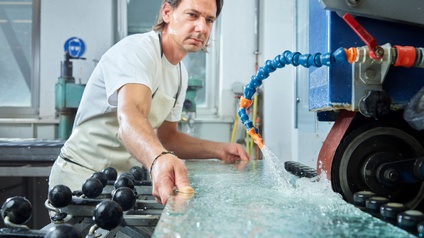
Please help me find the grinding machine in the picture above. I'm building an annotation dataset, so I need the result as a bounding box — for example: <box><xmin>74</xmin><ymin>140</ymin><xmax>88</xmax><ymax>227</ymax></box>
<box><xmin>239</xmin><ymin>0</ymin><xmax>424</xmax><ymax>215</ymax></box>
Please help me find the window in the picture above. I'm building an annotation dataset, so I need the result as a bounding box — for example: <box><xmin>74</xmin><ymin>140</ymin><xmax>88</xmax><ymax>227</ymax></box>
<box><xmin>126</xmin><ymin>0</ymin><xmax>219</xmax><ymax>115</ymax></box>
<box><xmin>0</xmin><ymin>0</ymin><xmax>40</xmax><ymax>117</ymax></box>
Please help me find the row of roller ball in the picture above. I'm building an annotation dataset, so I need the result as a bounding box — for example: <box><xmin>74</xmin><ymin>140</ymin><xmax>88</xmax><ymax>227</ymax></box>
<box><xmin>0</xmin><ymin>166</ymin><xmax>150</xmax><ymax>238</ymax></box>
<box><xmin>1</xmin><ymin>194</ymin><xmax>125</xmax><ymax>237</ymax></box>
<box><xmin>353</xmin><ymin>190</ymin><xmax>424</xmax><ymax>236</ymax></box>
<box><xmin>49</xmin><ymin>166</ymin><xmax>149</xmax><ymax>207</ymax></box>
<box><xmin>47</xmin><ymin>166</ymin><xmax>151</xmax><ymax>230</ymax></box>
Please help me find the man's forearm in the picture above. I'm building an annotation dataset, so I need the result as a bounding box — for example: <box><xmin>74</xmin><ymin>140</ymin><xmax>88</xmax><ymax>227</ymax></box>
<box><xmin>118</xmin><ymin>113</ymin><xmax>168</xmax><ymax>167</ymax></box>
<box><xmin>160</xmin><ymin>131</ymin><xmax>223</xmax><ymax>160</ymax></box>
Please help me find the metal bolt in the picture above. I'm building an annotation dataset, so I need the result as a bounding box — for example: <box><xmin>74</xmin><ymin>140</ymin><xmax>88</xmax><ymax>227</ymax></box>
<box><xmin>364</xmin><ymin>68</ymin><xmax>376</xmax><ymax>80</ymax></box>
<box><xmin>346</xmin><ymin>0</ymin><xmax>363</xmax><ymax>7</ymax></box>
<box><xmin>384</xmin><ymin>169</ymin><xmax>399</xmax><ymax>183</ymax></box>
<box><xmin>374</xmin><ymin>47</ymin><xmax>385</xmax><ymax>58</ymax></box>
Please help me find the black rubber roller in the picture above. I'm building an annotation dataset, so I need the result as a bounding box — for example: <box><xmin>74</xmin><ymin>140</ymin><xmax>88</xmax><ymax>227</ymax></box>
<box><xmin>365</xmin><ymin>196</ymin><xmax>390</xmax><ymax>214</ymax></box>
<box><xmin>380</xmin><ymin>202</ymin><xmax>408</xmax><ymax>220</ymax></box>
<box><xmin>284</xmin><ymin>161</ymin><xmax>317</xmax><ymax>178</ymax></box>
<box><xmin>93</xmin><ymin>200</ymin><xmax>123</xmax><ymax>230</ymax></box>
<box><xmin>114</xmin><ymin>175</ymin><xmax>135</xmax><ymax>190</ymax></box>
<box><xmin>111</xmin><ymin>187</ymin><xmax>136</xmax><ymax>211</ymax></box>
<box><xmin>90</xmin><ymin>171</ymin><xmax>108</xmax><ymax>188</ymax></box>
<box><xmin>353</xmin><ymin>191</ymin><xmax>376</xmax><ymax>208</ymax></box>
<box><xmin>48</xmin><ymin>185</ymin><xmax>73</xmax><ymax>208</ymax></box>
<box><xmin>102</xmin><ymin>167</ymin><xmax>118</xmax><ymax>181</ymax></box>
<box><xmin>118</xmin><ymin>172</ymin><xmax>136</xmax><ymax>183</ymax></box>
<box><xmin>397</xmin><ymin>210</ymin><xmax>424</xmax><ymax>231</ymax></box>
<box><xmin>129</xmin><ymin>166</ymin><xmax>148</xmax><ymax>181</ymax></box>
<box><xmin>82</xmin><ymin>177</ymin><xmax>104</xmax><ymax>198</ymax></box>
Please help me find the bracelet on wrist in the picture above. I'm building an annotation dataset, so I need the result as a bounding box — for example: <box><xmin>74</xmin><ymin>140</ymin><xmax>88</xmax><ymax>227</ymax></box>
<box><xmin>149</xmin><ymin>151</ymin><xmax>175</xmax><ymax>180</ymax></box>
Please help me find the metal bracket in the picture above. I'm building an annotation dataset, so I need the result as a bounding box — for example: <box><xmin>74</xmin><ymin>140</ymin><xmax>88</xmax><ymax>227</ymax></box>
<box><xmin>351</xmin><ymin>43</ymin><xmax>393</xmax><ymax>111</ymax></box>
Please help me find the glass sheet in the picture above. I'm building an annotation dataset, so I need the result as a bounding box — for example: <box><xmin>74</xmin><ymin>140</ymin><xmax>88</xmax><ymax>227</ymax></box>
<box><xmin>153</xmin><ymin>157</ymin><xmax>415</xmax><ymax>238</ymax></box>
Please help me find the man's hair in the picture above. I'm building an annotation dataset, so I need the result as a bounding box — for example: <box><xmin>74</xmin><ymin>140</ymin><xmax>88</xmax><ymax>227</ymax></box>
<box><xmin>152</xmin><ymin>0</ymin><xmax>223</xmax><ymax>32</ymax></box>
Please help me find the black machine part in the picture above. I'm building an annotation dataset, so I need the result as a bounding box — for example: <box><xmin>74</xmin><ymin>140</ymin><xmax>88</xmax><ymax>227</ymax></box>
<box><xmin>358</xmin><ymin>90</ymin><xmax>392</xmax><ymax>120</ymax></box>
<box><xmin>331</xmin><ymin>113</ymin><xmax>424</xmax><ymax>210</ymax></box>
<box><xmin>284</xmin><ymin>161</ymin><xmax>317</xmax><ymax>179</ymax></box>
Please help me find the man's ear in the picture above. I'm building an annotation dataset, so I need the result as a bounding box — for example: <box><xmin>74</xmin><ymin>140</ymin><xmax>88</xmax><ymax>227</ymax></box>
<box><xmin>162</xmin><ymin>2</ymin><xmax>173</xmax><ymax>23</ymax></box>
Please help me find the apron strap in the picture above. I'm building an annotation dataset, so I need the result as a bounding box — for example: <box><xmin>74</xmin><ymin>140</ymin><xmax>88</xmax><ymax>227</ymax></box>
<box><xmin>154</xmin><ymin>33</ymin><xmax>182</xmax><ymax>108</ymax></box>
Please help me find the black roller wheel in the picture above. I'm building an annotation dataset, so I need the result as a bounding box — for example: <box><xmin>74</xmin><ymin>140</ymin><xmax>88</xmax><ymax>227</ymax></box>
<box><xmin>332</xmin><ymin>115</ymin><xmax>424</xmax><ymax>210</ymax></box>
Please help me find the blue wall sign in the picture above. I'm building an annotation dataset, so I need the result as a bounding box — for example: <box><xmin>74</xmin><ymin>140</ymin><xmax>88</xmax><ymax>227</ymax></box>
<box><xmin>64</xmin><ymin>37</ymin><xmax>86</xmax><ymax>58</ymax></box>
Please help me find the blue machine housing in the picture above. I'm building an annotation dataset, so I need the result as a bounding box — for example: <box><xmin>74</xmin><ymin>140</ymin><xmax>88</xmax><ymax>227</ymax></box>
<box><xmin>308</xmin><ymin>0</ymin><xmax>424</xmax><ymax>121</ymax></box>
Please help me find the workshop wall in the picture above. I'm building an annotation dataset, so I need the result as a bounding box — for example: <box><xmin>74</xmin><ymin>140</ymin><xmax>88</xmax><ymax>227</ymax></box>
<box><xmin>39</xmin><ymin>0</ymin><xmax>117</xmax><ymax>118</ymax></box>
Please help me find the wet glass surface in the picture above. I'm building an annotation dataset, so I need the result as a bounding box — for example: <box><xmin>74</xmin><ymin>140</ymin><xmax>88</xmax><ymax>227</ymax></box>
<box><xmin>153</xmin><ymin>148</ymin><xmax>416</xmax><ymax>238</ymax></box>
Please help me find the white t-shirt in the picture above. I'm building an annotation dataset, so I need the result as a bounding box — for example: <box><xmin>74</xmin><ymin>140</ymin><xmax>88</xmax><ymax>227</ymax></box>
<box><xmin>74</xmin><ymin>30</ymin><xmax>188</xmax><ymax>127</ymax></box>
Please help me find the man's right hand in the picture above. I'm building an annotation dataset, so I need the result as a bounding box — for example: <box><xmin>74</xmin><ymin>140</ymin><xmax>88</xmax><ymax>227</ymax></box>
<box><xmin>150</xmin><ymin>154</ymin><xmax>192</xmax><ymax>205</ymax></box>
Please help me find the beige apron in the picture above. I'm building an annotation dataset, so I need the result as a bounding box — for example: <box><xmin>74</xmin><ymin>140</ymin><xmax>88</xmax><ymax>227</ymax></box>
<box><xmin>49</xmin><ymin>89</ymin><xmax>177</xmax><ymax>191</ymax></box>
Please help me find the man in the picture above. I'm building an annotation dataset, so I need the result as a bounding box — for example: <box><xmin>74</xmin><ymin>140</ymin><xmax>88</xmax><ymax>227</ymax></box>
<box><xmin>49</xmin><ymin>0</ymin><xmax>250</xmax><ymax>205</ymax></box>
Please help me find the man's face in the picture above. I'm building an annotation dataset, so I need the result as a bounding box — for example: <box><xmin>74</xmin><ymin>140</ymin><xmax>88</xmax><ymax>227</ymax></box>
<box><xmin>164</xmin><ymin>0</ymin><xmax>217</xmax><ymax>53</ymax></box>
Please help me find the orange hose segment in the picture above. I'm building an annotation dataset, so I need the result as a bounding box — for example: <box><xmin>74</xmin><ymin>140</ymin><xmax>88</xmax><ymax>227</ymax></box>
<box><xmin>247</xmin><ymin>128</ymin><xmax>264</xmax><ymax>149</ymax></box>
<box><xmin>393</xmin><ymin>45</ymin><xmax>416</xmax><ymax>68</ymax></box>
<box><xmin>344</xmin><ymin>48</ymin><xmax>357</xmax><ymax>64</ymax></box>
<box><xmin>239</xmin><ymin>97</ymin><xmax>253</xmax><ymax>109</ymax></box>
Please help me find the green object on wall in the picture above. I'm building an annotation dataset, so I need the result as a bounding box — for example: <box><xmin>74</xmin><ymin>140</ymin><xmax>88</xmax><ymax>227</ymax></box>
<box><xmin>55</xmin><ymin>53</ymin><xmax>86</xmax><ymax>139</ymax></box>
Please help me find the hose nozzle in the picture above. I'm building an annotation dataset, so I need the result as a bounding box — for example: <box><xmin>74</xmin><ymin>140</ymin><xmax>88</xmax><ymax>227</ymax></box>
<box><xmin>247</xmin><ymin>128</ymin><xmax>264</xmax><ymax>149</ymax></box>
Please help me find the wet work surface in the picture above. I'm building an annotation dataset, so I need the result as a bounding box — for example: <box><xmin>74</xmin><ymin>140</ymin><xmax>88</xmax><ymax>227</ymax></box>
<box><xmin>152</xmin><ymin>157</ymin><xmax>416</xmax><ymax>238</ymax></box>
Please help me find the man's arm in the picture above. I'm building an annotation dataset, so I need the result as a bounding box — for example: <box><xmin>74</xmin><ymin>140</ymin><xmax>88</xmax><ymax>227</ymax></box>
<box><xmin>117</xmin><ymin>83</ymin><xmax>161</xmax><ymax>162</ymax></box>
<box><xmin>157</xmin><ymin>121</ymin><xmax>251</xmax><ymax>163</ymax></box>
<box><xmin>116</xmin><ymin>83</ymin><xmax>191</xmax><ymax>205</ymax></box>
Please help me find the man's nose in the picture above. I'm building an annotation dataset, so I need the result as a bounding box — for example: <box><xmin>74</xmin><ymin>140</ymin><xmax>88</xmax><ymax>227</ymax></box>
<box><xmin>195</xmin><ymin>18</ymin><xmax>208</xmax><ymax>33</ymax></box>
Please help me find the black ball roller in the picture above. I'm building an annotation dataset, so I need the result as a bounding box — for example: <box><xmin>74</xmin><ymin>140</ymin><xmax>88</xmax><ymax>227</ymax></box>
<box><xmin>48</xmin><ymin>185</ymin><xmax>73</xmax><ymax>208</ymax></box>
<box><xmin>129</xmin><ymin>166</ymin><xmax>147</xmax><ymax>181</ymax></box>
<box><xmin>114</xmin><ymin>176</ymin><xmax>135</xmax><ymax>190</ymax></box>
<box><xmin>90</xmin><ymin>172</ymin><xmax>108</xmax><ymax>188</ymax></box>
<box><xmin>111</xmin><ymin>187</ymin><xmax>136</xmax><ymax>211</ymax></box>
<box><xmin>93</xmin><ymin>200</ymin><xmax>123</xmax><ymax>230</ymax></box>
<box><xmin>82</xmin><ymin>178</ymin><xmax>103</xmax><ymax>198</ymax></box>
<box><xmin>45</xmin><ymin>224</ymin><xmax>81</xmax><ymax>238</ymax></box>
<box><xmin>102</xmin><ymin>167</ymin><xmax>118</xmax><ymax>181</ymax></box>
<box><xmin>118</xmin><ymin>172</ymin><xmax>136</xmax><ymax>183</ymax></box>
<box><xmin>1</xmin><ymin>196</ymin><xmax>32</xmax><ymax>225</ymax></box>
